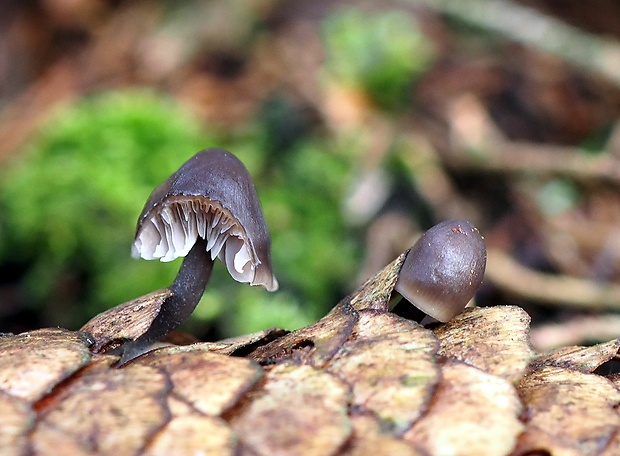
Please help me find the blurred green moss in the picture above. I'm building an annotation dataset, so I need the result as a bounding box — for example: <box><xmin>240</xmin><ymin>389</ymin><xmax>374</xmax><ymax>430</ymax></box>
<box><xmin>0</xmin><ymin>90</ymin><xmax>362</xmax><ymax>337</ymax></box>
<box><xmin>322</xmin><ymin>7</ymin><xmax>435</xmax><ymax>110</ymax></box>
<box><xmin>0</xmin><ymin>91</ymin><xmax>208</xmax><ymax>327</ymax></box>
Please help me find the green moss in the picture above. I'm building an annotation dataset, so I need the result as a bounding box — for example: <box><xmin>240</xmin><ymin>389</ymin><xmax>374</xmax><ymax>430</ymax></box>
<box><xmin>0</xmin><ymin>90</ymin><xmax>363</xmax><ymax>337</ymax></box>
<box><xmin>0</xmin><ymin>90</ymin><xmax>210</xmax><ymax>327</ymax></box>
<box><xmin>322</xmin><ymin>7</ymin><xmax>435</xmax><ymax>110</ymax></box>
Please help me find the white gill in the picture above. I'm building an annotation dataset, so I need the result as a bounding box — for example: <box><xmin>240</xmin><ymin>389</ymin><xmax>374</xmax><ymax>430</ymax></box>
<box><xmin>132</xmin><ymin>200</ymin><xmax>255</xmax><ymax>281</ymax></box>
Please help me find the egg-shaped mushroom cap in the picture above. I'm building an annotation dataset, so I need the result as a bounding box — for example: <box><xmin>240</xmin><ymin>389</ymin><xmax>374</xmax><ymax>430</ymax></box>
<box><xmin>132</xmin><ymin>149</ymin><xmax>278</xmax><ymax>291</ymax></box>
<box><xmin>394</xmin><ymin>220</ymin><xmax>486</xmax><ymax>322</ymax></box>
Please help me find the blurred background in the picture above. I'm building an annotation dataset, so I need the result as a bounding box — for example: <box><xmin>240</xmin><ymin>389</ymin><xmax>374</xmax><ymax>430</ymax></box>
<box><xmin>2</xmin><ymin>0</ymin><xmax>620</xmax><ymax>351</ymax></box>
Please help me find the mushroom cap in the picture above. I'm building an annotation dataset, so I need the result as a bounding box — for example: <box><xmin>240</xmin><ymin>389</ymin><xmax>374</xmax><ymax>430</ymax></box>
<box><xmin>394</xmin><ymin>220</ymin><xmax>486</xmax><ymax>322</ymax></box>
<box><xmin>132</xmin><ymin>148</ymin><xmax>278</xmax><ymax>291</ymax></box>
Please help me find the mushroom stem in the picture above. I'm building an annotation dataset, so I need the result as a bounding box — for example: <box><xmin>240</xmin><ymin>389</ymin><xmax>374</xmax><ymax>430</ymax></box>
<box><xmin>169</xmin><ymin>237</ymin><xmax>215</xmax><ymax>317</ymax></box>
<box><xmin>117</xmin><ymin>238</ymin><xmax>214</xmax><ymax>364</ymax></box>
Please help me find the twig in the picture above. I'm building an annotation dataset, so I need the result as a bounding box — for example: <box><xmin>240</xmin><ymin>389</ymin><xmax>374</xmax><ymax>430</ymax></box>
<box><xmin>446</xmin><ymin>141</ymin><xmax>620</xmax><ymax>185</ymax></box>
<box><xmin>440</xmin><ymin>94</ymin><xmax>620</xmax><ymax>185</ymax></box>
<box><xmin>411</xmin><ymin>0</ymin><xmax>620</xmax><ymax>88</ymax></box>
<box><xmin>486</xmin><ymin>249</ymin><xmax>620</xmax><ymax>311</ymax></box>
<box><xmin>530</xmin><ymin>314</ymin><xmax>620</xmax><ymax>351</ymax></box>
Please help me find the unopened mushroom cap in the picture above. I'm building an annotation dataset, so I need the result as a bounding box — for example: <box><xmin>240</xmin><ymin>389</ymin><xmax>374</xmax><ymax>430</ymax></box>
<box><xmin>394</xmin><ymin>220</ymin><xmax>486</xmax><ymax>322</ymax></box>
<box><xmin>132</xmin><ymin>149</ymin><xmax>278</xmax><ymax>291</ymax></box>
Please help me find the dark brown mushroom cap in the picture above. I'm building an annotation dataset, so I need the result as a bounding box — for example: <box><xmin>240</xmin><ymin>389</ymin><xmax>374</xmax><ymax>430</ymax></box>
<box><xmin>132</xmin><ymin>149</ymin><xmax>278</xmax><ymax>291</ymax></box>
<box><xmin>394</xmin><ymin>220</ymin><xmax>486</xmax><ymax>322</ymax></box>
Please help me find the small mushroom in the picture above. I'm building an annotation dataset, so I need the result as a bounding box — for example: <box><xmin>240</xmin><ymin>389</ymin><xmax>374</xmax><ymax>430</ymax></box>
<box><xmin>393</xmin><ymin>220</ymin><xmax>486</xmax><ymax>322</ymax></box>
<box><xmin>116</xmin><ymin>148</ymin><xmax>278</xmax><ymax>362</ymax></box>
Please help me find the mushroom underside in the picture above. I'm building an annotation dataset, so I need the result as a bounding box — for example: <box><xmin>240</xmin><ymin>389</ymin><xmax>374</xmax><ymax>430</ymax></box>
<box><xmin>132</xmin><ymin>198</ymin><xmax>255</xmax><ymax>284</ymax></box>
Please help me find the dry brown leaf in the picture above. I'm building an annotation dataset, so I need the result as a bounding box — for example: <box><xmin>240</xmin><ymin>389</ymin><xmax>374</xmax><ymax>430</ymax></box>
<box><xmin>230</xmin><ymin>363</ymin><xmax>351</xmax><ymax>456</ymax></box>
<box><xmin>328</xmin><ymin>311</ymin><xmax>439</xmax><ymax>434</ymax></box>
<box><xmin>532</xmin><ymin>338</ymin><xmax>620</xmax><ymax>373</ymax></box>
<box><xmin>80</xmin><ymin>289</ymin><xmax>172</xmax><ymax>353</ymax></box>
<box><xmin>404</xmin><ymin>360</ymin><xmax>524</xmax><ymax>456</ymax></box>
<box><xmin>136</xmin><ymin>346</ymin><xmax>262</xmax><ymax>416</ymax></box>
<box><xmin>0</xmin><ymin>328</ymin><xmax>91</xmax><ymax>401</ymax></box>
<box><xmin>517</xmin><ymin>365</ymin><xmax>620</xmax><ymax>455</ymax></box>
<box><xmin>0</xmin><ymin>391</ymin><xmax>34</xmax><ymax>456</ymax></box>
<box><xmin>32</xmin><ymin>359</ymin><xmax>169</xmax><ymax>456</ymax></box>
<box><xmin>434</xmin><ymin>305</ymin><xmax>535</xmax><ymax>383</ymax></box>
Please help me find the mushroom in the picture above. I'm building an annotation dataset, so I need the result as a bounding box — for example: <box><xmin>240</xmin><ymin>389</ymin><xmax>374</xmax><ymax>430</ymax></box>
<box><xmin>116</xmin><ymin>148</ymin><xmax>278</xmax><ymax>362</ymax></box>
<box><xmin>393</xmin><ymin>219</ymin><xmax>486</xmax><ymax>322</ymax></box>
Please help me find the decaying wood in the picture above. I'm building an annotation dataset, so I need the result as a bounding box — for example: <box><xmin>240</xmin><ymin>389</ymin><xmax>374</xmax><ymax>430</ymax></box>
<box><xmin>80</xmin><ymin>289</ymin><xmax>173</xmax><ymax>354</ymax></box>
<box><xmin>1</xmin><ymin>257</ymin><xmax>620</xmax><ymax>455</ymax></box>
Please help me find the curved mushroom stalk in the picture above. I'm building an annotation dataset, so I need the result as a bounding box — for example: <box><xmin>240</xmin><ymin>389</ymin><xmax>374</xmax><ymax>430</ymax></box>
<box><xmin>115</xmin><ymin>238</ymin><xmax>214</xmax><ymax>363</ymax></box>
